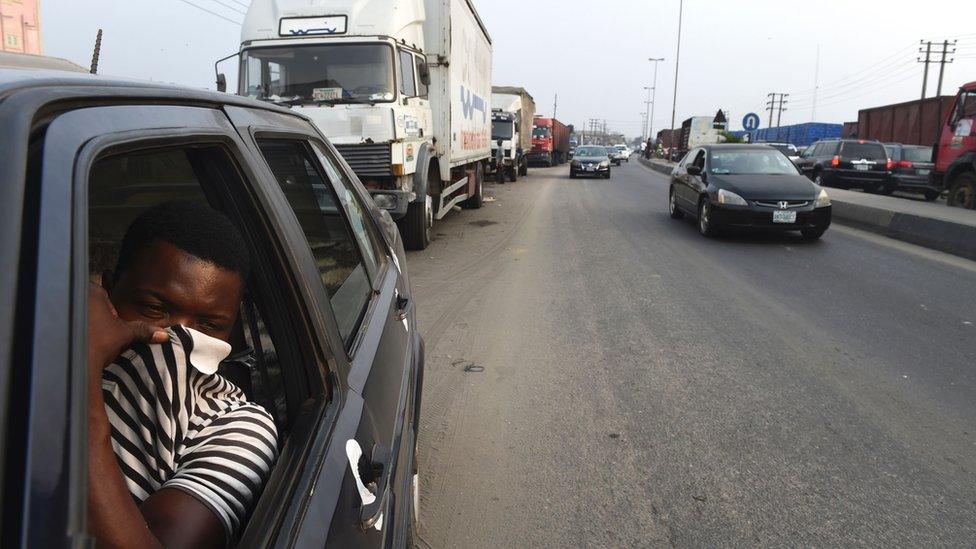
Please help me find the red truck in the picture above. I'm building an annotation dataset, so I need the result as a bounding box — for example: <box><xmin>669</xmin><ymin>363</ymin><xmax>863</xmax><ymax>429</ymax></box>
<box><xmin>935</xmin><ymin>81</ymin><xmax>976</xmax><ymax>209</ymax></box>
<box><xmin>529</xmin><ymin>116</ymin><xmax>570</xmax><ymax>166</ymax></box>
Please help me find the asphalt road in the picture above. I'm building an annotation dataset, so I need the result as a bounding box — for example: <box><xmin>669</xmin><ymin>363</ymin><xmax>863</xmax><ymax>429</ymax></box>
<box><xmin>407</xmin><ymin>159</ymin><xmax>976</xmax><ymax>548</ymax></box>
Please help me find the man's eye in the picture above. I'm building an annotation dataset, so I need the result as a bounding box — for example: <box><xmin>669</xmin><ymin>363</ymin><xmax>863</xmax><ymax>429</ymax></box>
<box><xmin>139</xmin><ymin>303</ymin><xmax>166</xmax><ymax>317</ymax></box>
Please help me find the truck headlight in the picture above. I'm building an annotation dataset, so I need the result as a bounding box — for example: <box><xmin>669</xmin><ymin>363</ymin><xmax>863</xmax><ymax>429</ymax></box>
<box><xmin>717</xmin><ymin>189</ymin><xmax>748</xmax><ymax>206</ymax></box>
<box><xmin>815</xmin><ymin>188</ymin><xmax>831</xmax><ymax>208</ymax></box>
<box><xmin>372</xmin><ymin>193</ymin><xmax>398</xmax><ymax>210</ymax></box>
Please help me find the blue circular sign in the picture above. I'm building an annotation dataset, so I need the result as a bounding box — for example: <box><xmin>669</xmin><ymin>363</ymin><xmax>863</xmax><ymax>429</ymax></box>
<box><xmin>743</xmin><ymin>113</ymin><xmax>761</xmax><ymax>132</ymax></box>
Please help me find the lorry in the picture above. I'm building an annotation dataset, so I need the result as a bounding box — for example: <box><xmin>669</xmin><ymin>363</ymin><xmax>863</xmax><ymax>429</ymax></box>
<box><xmin>679</xmin><ymin>115</ymin><xmax>727</xmax><ymax>153</ymax></box>
<box><xmin>933</xmin><ymin>81</ymin><xmax>976</xmax><ymax>209</ymax></box>
<box><xmin>528</xmin><ymin>116</ymin><xmax>570</xmax><ymax>166</ymax></box>
<box><xmin>488</xmin><ymin>85</ymin><xmax>535</xmax><ymax>182</ymax></box>
<box><xmin>229</xmin><ymin>0</ymin><xmax>493</xmax><ymax>250</ymax></box>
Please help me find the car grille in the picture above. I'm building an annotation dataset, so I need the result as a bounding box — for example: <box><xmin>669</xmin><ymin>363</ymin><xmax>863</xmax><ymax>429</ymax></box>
<box><xmin>334</xmin><ymin>143</ymin><xmax>393</xmax><ymax>177</ymax></box>
<box><xmin>753</xmin><ymin>200</ymin><xmax>810</xmax><ymax>209</ymax></box>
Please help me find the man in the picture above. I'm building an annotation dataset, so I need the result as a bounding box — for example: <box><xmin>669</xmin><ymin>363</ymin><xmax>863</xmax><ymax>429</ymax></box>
<box><xmin>88</xmin><ymin>201</ymin><xmax>278</xmax><ymax>548</ymax></box>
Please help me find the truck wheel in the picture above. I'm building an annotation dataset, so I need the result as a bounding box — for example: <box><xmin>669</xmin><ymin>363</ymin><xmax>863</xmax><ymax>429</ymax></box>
<box><xmin>399</xmin><ymin>198</ymin><xmax>431</xmax><ymax>251</ymax></box>
<box><xmin>947</xmin><ymin>172</ymin><xmax>976</xmax><ymax>209</ymax></box>
<box><xmin>508</xmin><ymin>166</ymin><xmax>518</xmax><ymax>182</ymax></box>
<box><xmin>461</xmin><ymin>163</ymin><xmax>484</xmax><ymax>209</ymax></box>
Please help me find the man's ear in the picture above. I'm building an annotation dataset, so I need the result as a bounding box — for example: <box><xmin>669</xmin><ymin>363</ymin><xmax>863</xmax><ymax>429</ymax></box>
<box><xmin>101</xmin><ymin>269</ymin><xmax>115</xmax><ymax>293</ymax></box>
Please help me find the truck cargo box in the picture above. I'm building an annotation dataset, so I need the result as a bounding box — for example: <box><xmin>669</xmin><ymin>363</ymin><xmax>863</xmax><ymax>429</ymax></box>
<box><xmin>748</xmin><ymin>122</ymin><xmax>843</xmax><ymax>147</ymax></box>
<box><xmin>856</xmin><ymin>96</ymin><xmax>954</xmax><ymax>146</ymax></box>
<box><xmin>492</xmin><ymin>85</ymin><xmax>535</xmax><ymax>152</ymax></box>
<box><xmin>424</xmin><ymin>0</ymin><xmax>492</xmax><ymax>171</ymax></box>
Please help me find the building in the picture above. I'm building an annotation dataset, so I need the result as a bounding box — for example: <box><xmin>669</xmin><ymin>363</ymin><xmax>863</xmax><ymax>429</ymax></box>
<box><xmin>1</xmin><ymin>0</ymin><xmax>42</xmax><ymax>55</ymax></box>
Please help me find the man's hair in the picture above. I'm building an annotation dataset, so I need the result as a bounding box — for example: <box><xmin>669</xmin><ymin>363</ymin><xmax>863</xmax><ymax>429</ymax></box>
<box><xmin>114</xmin><ymin>201</ymin><xmax>250</xmax><ymax>281</ymax></box>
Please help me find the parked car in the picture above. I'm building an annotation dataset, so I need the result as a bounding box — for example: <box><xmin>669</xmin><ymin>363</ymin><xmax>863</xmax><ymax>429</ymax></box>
<box><xmin>570</xmin><ymin>145</ymin><xmax>613</xmax><ymax>178</ymax></box>
<box><xmin>794</xmin><ymin>138</ymin><xmax>894</xmax><ymax>194</ymax></box>
<box><xmin>885</xmin><ymin>143</ymin><xmax>940</xmax><ymax>201</ymax></box>
<box><xmin>669</xmin><ymin>144</ymin><xmax>832</xmax><ymax>239</ymax></box>
<box><xmin>0</xmin><ymin>63</ymin><xmax>423</xmax><ymax>547</ymax></box>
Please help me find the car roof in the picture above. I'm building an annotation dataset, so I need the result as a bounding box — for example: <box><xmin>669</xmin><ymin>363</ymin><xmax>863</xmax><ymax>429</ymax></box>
<box><xmin>0</xmin><ymin>66</ymin><xmax>301</xmax><ymax>119</ymax></box>
<box><xmin>701</xmin><ymin>144</ymin><xmax>777</xmax><ymax>151</ymax></box>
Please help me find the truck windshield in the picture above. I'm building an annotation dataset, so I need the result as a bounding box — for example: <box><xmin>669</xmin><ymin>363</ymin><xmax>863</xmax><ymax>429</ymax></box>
<box><xmin>242</xmin><ymin>44</ymin><xmax>395</xmax><ymax>104</ymax></box>
<box><xmin>492</xmin><ymin>121</ymin><xmax>514</xmax><ymax>140</ymax></box>
<box><xmin>533</xmin><ymin>127</ymin><xmax>550</xmax><ymax>138</ymax></box>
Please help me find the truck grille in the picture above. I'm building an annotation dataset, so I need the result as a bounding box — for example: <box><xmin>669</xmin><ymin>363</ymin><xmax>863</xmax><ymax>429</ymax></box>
<box><xmin>334</xmin><ymin>143</ymin><xmax>393</xmax><ymax>177</ymax></box>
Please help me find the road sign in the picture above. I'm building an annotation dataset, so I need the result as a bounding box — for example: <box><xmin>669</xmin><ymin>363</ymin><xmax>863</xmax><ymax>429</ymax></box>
<box><xmin>743</xmin><ymin>113</ymin><xmax>761</xmax><ymax>132</ymax></box>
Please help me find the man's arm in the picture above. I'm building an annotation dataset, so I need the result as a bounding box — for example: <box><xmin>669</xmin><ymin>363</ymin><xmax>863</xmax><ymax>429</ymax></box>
<box><xmin>87</xmin><ymin>285</ymin><xmax>226</xmax><ymax>548</ymax></box>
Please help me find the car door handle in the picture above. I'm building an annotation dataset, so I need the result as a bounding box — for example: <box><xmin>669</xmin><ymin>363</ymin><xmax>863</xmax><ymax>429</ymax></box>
<box><xmin>395</xmin><ymin>292</ymin><xmax>411</xmax><ymax>321</ymax></box>
<box><xmin>345</xmin><ymin>440</ymin><xmax>390</xmax><ymax>531</ymax></box>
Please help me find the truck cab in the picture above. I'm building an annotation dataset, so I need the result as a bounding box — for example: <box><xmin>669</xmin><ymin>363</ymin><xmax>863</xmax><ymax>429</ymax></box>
<box><xmin>936</xmin><ymin>81</ymin><xmax>976</xmax><ymax>209</ymax></box>
<box><xmin>230</xmin><ymin>0</ymin><xmax>493</xmax><ymax>249</ymax></box>
<box><xmin>490</xmin><ymin>109</ymin><xmax>520</xmax><ymax>182</ymax></box>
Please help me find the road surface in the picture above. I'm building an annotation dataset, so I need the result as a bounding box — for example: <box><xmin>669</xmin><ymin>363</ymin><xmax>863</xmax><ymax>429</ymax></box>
<box><xmin>408</xmin><ymin>160</ymin><xmax>976</xmax><ymax>547</ymax></box>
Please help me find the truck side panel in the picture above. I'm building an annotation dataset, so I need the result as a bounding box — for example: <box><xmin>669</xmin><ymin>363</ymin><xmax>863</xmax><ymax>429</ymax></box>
<box><xmin>424</xmin><ymin>0</ymin><xmax>492</xmax><ymax>175</ymax></box>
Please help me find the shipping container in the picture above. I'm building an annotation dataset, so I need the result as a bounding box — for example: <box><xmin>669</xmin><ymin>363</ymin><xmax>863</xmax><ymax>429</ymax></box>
<box><xmin>842</xmin><ymin>121</ymin><xmax>858</xmax><ymax>138</ymax></box>
<box><xmin>855</xmin><ymin>95</ymin><xmax>954</xmax><ymax>146</ymax></box>
<box><xmin>747</xmin><ymin>122</ymin><xmax>842</xmax><ymax>147</ymax></box>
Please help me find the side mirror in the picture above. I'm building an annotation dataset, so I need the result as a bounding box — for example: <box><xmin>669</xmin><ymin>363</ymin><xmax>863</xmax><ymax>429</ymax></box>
<box><xmin>216</xmin><ymin>73</ymin><xmax>227</xmax><ymax>93</ymax></box>
<box><xmin>687</xmin><ymin>165</ymin><xmax>703</xmax><ymax>176</ymax></box>
<box><xmin>418</xmin><ymin>62</ymin><xmax>431</xmax><ymax>86</ymax></box>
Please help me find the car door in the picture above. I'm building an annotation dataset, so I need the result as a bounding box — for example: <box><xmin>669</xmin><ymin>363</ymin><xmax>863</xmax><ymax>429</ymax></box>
<box><xmin>678</xmin><ymin>149</ymin><xmax>706</xmax><ymax>208</ymax></box>
<box><xmin>223</xmin><ymin>106</ymin><xmax>418</xmax><ymax>547</ymax></box>
<box><xmin>796</xmin><ymin>142</ymin><xmax>820</xmax><ymax>176</ymax></box>
<box><xmin>672</xmin><ymin>148</ymin><xmax>695</xmax><ymax>209</ymax></box>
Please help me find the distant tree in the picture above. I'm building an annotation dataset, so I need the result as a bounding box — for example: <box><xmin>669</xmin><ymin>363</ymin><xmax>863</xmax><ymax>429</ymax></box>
<box><xmin>720</xmin><ymin>131</ymin><xmax>745</xmax><ymax>144</ymax></box>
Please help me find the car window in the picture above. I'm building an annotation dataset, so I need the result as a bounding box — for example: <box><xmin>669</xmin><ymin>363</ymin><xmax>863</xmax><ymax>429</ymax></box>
<box><xmin>823</xmin><ymin>141</ymin><xmax>840</xmax><ymax>156</ymax></box>
<box><xmin>692</xmin><ymin>149</ymin><xmax>706</xmax><ymax>168</ymax></box>
<box><xmin>414</xmin><ymin>54</ymin><xmax>428</xmax><ymax>98</ymax></box>
<box><xmin>903</xmin><ymin>147</ymin><xmax>933</xmax><ymax>163</ymax></box>
<box><xmin>258</xmin><ymin>139</ymin><xmax>372</xmax><ymax>346</ymax></box>
<box><xmin>310</xmin><ymin>141</ymin><xmax>388</xmax><ymax>277</ymax></box>
<box><xmin>399</xmin><ymin>49</ymin><xmax>416</xmax><ymax>98</ymax></box>
<box><xmin>885</xmin><ymin>145</ymin><xmax>900</xmax><ymax>161</ymax></box>
<box><xmin>840</xmin><ymin>142</ymin><xmax>886</xmax><ymax>160</ymax></box>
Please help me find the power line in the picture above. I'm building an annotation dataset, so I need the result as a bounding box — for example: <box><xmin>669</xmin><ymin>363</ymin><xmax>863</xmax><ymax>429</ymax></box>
<box><xmin>789</xmin><ymin>63</ymin><xmax>919</xmax><ymax>108</ymax></box>
<box><xmin>172</xmin><ymin>0</ymin><xmax>242</xmax><ymax>25</ymax></box>
<box><xmin>203</xmin><ymin>0</ymin><xmax>247</xmax><ymax>16</ymax></box>
<box><xmin>790</xmin><ymin>43</ymin><xmax>917</xmax><ymax>97</ymax></box>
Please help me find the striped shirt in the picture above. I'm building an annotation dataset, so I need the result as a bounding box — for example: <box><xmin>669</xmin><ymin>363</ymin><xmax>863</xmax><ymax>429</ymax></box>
<box><xmin>102</xmin><ymin>325</ymin><xmax>278</xmax><ymax>541</ymax></box>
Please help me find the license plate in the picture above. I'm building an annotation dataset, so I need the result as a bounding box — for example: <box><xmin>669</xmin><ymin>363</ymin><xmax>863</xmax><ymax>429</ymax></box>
<box><xmin>917</xmin><ymin>169</ymin><xmax>931</xmax><ymax>175</ymax></box>
<box><xmin>773</xmin><ymin>210</ymin><xmax>797</xmax><ymax>224</ymax></box>
<box><xmin>855</xmin><ymin>164</ymin><xmax>869</xmax><ymax>171</ymax></box>
<box><xmin>586</xmin><ymin>166</ymin><xmax>595</xmax><ymax>171</ymax></box>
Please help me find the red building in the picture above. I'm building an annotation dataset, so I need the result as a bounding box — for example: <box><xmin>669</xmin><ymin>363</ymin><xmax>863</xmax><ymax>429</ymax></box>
<box><xmin>1</xmin><ymin>0</ymin><xmax>42</xmax><ymax>54</ymax></box>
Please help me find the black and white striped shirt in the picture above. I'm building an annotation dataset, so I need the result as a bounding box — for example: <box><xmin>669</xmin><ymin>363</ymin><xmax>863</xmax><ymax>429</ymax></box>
<box><xmin>102</xmin><ymin>325</ymin><xmax>278</xmax><ymax>541</ymax></box>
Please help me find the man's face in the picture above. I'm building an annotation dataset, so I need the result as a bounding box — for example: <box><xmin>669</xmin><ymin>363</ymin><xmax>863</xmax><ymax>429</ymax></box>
<box><xmin>106</xmin><ymin>240</ymin><xmax>244</xmax><ymax>342</ymax></box>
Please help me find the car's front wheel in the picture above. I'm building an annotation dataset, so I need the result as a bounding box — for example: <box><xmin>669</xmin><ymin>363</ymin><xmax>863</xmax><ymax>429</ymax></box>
<box><xmin>669</xmin><ymin>187</ymin><xmax>684</xmax><ymax>219</ymax></box>
<box><xmin>698</xmin><ymin>199</ymin><xmax>719</xmax><ymax>237</ymax></box>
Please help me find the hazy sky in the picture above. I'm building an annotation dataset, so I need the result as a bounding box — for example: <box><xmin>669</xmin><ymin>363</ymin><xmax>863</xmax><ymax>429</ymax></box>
<box><xmin>43</xmin><ymin>0</ymin><xmax>976</xmax><ymax>138</ymax></box>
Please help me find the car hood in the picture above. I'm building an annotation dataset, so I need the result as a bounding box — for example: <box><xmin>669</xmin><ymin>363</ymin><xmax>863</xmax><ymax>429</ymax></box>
<box><xmin>575</xmin><ymin>155</ymin><xmax>608</xmax><ymax>162</ymax></box>
<box><xmin>710</xmin><ymin>173</ymin><xmax>817</xmax><ymax>200</ymax></box>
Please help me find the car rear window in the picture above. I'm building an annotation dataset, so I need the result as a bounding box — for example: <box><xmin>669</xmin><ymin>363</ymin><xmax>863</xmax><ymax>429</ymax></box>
<box><xmin>840</xmin><ymin>142</ymin><xmax>886</xmax><ymax>160</ymax></box>
<box><xmin>903</xmin><ymin>147</ymin><xmax>932</xmax><ymax>163</ymax></box>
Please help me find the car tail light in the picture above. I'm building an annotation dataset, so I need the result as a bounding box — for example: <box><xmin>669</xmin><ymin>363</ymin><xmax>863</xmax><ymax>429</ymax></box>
<box><xmin>896</xmin><ymin>160</ymin><xmax>913</xmax><ymax>168</ymax></box>
<box><xmin>830</xmin><ymin>155</ymin><xmax>840</xmax><ymax>167</ymax></box>
<box><xmin>886</xmin><ymin>159</ymin><xmax>894</xmax><ymax>170</ymax></box>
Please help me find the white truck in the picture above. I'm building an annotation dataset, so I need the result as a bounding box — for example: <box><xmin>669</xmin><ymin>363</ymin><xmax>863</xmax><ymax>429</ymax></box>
<box><xmin>488</xmin><ymin>86</ymin><xmax>535</xmax><ymax>183</ymax></box>
<box><xmin>229</xmin><ymin>0</ymin><xmax>493</xmax><ymax>249</ymax></box>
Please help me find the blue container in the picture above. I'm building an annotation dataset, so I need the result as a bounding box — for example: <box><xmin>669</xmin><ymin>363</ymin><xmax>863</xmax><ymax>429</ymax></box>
<box><xmin>748</xmin><ymin>122</ymin><xmax>842</xmax><ymax>147</ymax></box>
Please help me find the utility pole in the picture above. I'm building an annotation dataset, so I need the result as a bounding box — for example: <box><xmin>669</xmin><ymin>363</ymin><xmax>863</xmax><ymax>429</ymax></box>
<box><xmin>642</xmin><ymin>86</ymin><xmax>653</xmax><ymax>140</ymax></box>
<box><xmin>90</xmin><ymin>28</ymin><xmax>103</xmax><ymax>74</ymax></box>
<box><xmin>919</xmin><ymin>40</ymin><xmax>933</xmax><ymax>100</ymax></box>
<box><xmin>553</xmin><ymin>94</ymin><xmax>558</xmax><ymax>121</ymax></box>
<box><xmin>766</xmin><ymin>93</ymin><xmax>788</xmax><ymax>129</ymax></box>
<box><xmin>670</xmin><ymin>0</ymin><xmax>683</xmax><ymax>135</ymax></box>
<box><xmin>935</xmin><ymin>40</ymin><xmax>956</xmax><ymax>97</ymax></box>
<box><xmin>648</xmin><ymin>57</ymin><xmax>664</xmax><ymax>143</ymax></box>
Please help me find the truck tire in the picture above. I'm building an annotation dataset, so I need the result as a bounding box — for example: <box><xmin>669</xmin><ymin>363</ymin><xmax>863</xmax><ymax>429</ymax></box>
<box><xmin>508</xmin><ymin>166</ymin><xmax>518</xmax><ymax>182</ymax></box>
<box><xmin>399</xmin><ymin>197</ymin><xmax>431</xmax><ymax>251</ymax></box>
<box><xmin>461</xmin><ymin>163</ymin><xmax>484</xmax><ymax>209</ymax></box>
<box><xmin>947</xmin><ymin>172</ymin><xmax>976</xmax><ymax>209</ymax></box>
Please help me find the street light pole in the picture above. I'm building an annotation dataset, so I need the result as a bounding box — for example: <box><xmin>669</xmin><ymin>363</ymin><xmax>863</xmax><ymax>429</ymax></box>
<box><xmin>648</xmin><ymin>57</ymin><xmax>664</xmax><ymax>143</ymax></box>
<box><xmin>670</xmin><ymin>0</ymin><xmax>683</xmax><ymax>137</ymax></box>
<box><xmin>642</xmin><ymin>86</ymin><xmax>653</xmax><ymax>140</ymax></box>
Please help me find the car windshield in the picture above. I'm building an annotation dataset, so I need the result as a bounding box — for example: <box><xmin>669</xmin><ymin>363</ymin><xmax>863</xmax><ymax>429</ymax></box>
<box><xmin>492</xmin><ymin>121</ymin><xmax>514</xmax><ymax>140</ymax></box>
<box><xmin>242</xmin><ymin>44</ymin><xmax>395</xmax><ymax>104</ymax></box>
<box><xmin>708</xmin><ymin>149</ymin><xmax>800</xmax><ymax>175</ymax></box>
<box><xmin>575</xmin><ymin>147</ymin><xmax>606</xmax><ymax>156</ymax></box>
<box><xmin>903</xmin><ymin>147</ymin><xmax>932</xmax><ymax>162</ymax></box>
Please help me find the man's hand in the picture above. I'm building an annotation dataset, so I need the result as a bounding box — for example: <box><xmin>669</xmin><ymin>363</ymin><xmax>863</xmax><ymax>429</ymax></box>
<box><xmin>88</xmin><ymin>283</ymin><xmax>168</xmax><ymax>375</ymax></box>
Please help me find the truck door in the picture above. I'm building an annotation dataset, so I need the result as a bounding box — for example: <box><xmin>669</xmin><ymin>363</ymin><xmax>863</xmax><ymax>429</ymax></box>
<box><xmin>937</xmin><ymin>89</ymin><xmax>976</xmax><ymax>175</ymax></box>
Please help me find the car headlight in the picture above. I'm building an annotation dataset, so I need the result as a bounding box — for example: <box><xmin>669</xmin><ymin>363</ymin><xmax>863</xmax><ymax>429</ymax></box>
<box><xmin>815</xmin><ymin>188</ymin><xmax>831</xmax><ymax>208</ymax></box>
<box><xmin>372</xmin><ymin>193</ymin><xmax>398</xmax><ymax>210</ymax></box>
<box><xmin>572</xmin><ymin>160</ymin><xmax>581</xmax><ymax>167</ymax></box>
<box><xmin>599</xmin><ymin>160</ymin><xmax>610</xmax><ymax>168</ymax></box>
<box><xmin>717</xmin><ymin>189</ymin><xmax>748</xmax><ymax>206</ymax></box>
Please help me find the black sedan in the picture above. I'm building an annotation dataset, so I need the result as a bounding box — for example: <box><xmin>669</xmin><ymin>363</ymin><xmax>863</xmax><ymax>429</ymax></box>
<box><xmin>570</xmin><ymin>146</ymin><xmax>613</xmax><ymax>178</ymax></box>
<box><xmin>669</xmin><ymin>144</ymin><xmax>832</xmax><ymax>239</ymax></box>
